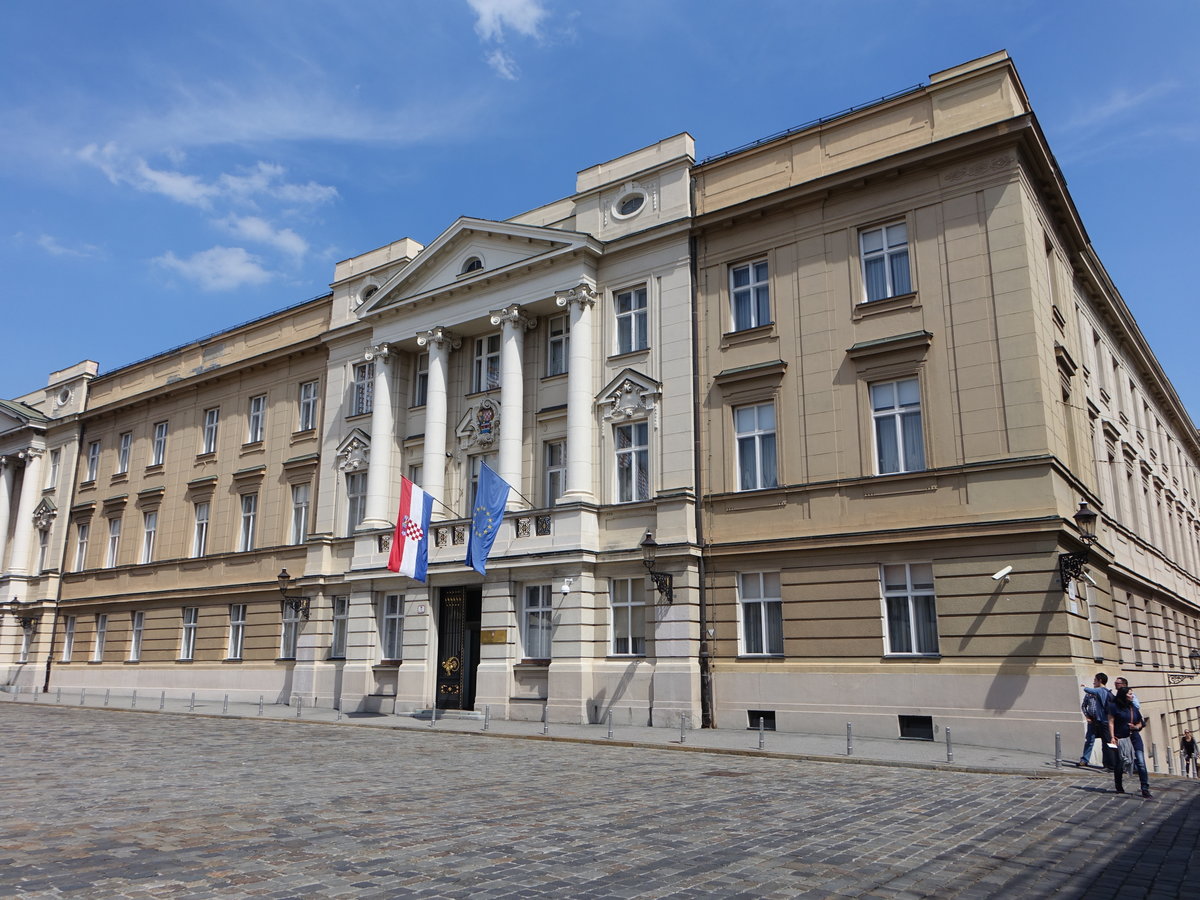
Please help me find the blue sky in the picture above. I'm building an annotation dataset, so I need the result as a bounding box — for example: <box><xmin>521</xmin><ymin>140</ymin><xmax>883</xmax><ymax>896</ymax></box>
<box><xmin>2</xmin><ymin>1</ymin><xmax>1198</xmax><ymax>422</ymax></box>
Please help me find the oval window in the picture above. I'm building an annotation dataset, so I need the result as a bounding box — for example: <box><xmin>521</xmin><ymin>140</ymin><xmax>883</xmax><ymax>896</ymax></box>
<box><xmin>615</xmin><ymin>193</ymin><xmax>645</xmax><ymax>218</ymax></box>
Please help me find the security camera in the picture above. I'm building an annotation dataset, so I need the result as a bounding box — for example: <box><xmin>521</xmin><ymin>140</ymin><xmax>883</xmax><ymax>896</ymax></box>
<box><xmin>1081</xmin><ymin>570</ymin><xmax>1098</xmax><ymax>587</ymax></box>
<box><xmin>991</xmin><ymin>565</ymin><xmax>1013</xmax><ymax>581</ymax></box>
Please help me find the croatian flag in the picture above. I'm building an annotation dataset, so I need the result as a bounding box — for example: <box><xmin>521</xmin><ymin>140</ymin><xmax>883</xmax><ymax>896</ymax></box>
<box><xmin>387</xmin><ymin>476</ymin><xmax>434</xmax><ymax>581</ymax></box>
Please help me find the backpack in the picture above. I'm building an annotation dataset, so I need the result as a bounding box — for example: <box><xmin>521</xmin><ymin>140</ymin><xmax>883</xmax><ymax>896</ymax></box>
<box><xmin>1081</xmin><ymin>691</ymin><xmax>1103</xmax><ymax>720</ymax></box>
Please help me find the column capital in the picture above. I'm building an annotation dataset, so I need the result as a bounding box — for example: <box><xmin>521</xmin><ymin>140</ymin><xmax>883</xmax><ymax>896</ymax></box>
<box><xmin>555</xmin><ymin>283</ymin><xmax>598</xmax><ymax>310</ymax></box>
<box><xmin>490</xmin><ymin>304</ymin><xmax>536</xmax><ymax>331</ymax></box>
<box><xmin>364</xmin><ymin>342</ymin><xmax>392</xmax><ymax>362</ymax></box>
<box><xmin>417</xmin><ymin>327</ymin><xmax>461</xmax><ymax>351</ymax></box>
<box><xmin>17</xmin><ymin>447</ymin><xmax>45</xmax><ymax>463</ymax></box>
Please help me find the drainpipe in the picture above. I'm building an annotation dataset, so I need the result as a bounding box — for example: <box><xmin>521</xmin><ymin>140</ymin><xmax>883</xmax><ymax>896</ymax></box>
<box><xmin>689</xmin><ymin>228</ymin><xmax>714</xmax><ymax>729</ymax></box>
<box><xmin>43</xmin><ymin>418</ymin><xmax>83</xmax><ymax>692</ymax></box>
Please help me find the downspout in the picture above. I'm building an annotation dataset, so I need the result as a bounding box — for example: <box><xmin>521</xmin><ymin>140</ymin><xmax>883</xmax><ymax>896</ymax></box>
<box><xmin>688</xmin><ymin>226</ymin><xmax>714</xmax><ymax>729</ymax></box>
<box><xmin>42</xmin><ymin>417</ymin><xmax>83</xmax><ymax>692</ymax></box>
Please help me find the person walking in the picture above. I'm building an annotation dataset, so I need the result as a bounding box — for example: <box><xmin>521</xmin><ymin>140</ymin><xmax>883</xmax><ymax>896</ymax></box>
<box><xmin>1182</xmin><ymin>730</ymin><xmax>1198</xmax><ymax>778</ymax></box>
<box><xmin>1108</xmin><ymin>685</ymin><xmax>1151</xmax><ymax>798</ymax></box>
<box><xmin>1078</xmin><ymin>673</ymin><xmax>1112</xmax><ymax>769</ymax></box>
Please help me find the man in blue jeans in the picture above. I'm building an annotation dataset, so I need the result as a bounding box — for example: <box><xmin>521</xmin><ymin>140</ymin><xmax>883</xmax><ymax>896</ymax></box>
<box><xmin>1078</xmin><ymin>673</ymin><xmax>1113</xmax><ymax>769</ymax></box>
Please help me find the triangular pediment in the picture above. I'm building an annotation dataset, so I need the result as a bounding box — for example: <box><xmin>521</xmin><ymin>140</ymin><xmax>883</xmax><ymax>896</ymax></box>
<box><xmin>0</xmin><ymin>398</ymin><xmax>47</xmax><ymax>437</ymax></box>
<box><xmin>359</xmin><ymin>217</ymin><xmax>601</xmax><ymax>316</ymax></box>
<box><xmin>335</xmin><ymin>428</ymin><xmax>371</xmax><ymax>473</ymax></box>
<box><xmin>596</xmin><ymin>369</ymin><xmax>663</xmax><ymax>421</ymax></box>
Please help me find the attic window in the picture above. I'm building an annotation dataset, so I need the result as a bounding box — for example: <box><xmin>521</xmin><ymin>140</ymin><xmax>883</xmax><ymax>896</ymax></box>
<box><xmin>613</xmin><ymin>190</ymin><xmax>646</xmax><ymax>220</ymax></box>
<box><xmin>461</xmin><ymin>256</ymin><xmax>484</xmax><ymax>275</ymax></box>
<box><xmin>358</xmin><ymin>285</ymin><xmax>378</xmax><ymax>308</ymax></box>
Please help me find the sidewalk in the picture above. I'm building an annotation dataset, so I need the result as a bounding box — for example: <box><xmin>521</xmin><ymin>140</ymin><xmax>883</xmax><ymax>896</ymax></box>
<box><xmin>3</xmin><ymin>687</ymin><xmax>1188</xmax><ymax>780</ymax></box>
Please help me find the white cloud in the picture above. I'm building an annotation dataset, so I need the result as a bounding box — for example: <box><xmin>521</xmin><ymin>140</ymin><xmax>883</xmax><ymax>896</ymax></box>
<box><xmin>1067</xmin><ymin>81</ymin><xmax>1177</xmax><ymax>132</ymax></box>
<box><xmin>33</xmin><ymin>233</ymin><xmax>101</xmax><ymax>258</ymax></box>
<box><xmin>467</xmin><ymin>0</ymin><xmax>546</xmax><ymax>42</ymax></box>
<box><xmin>486</xmin><ymin>49</ymin><xmax>519</xmax><ymax>81</ymax></box>
<box><xmin>219</xmin><ymin>215</ymin><xmax>309</xmax><ymax>259</ymax></box>
<box><xmin>154</xmin><ymin>246</ymin><xmax>272</xmax><ymax>291</ymax></box>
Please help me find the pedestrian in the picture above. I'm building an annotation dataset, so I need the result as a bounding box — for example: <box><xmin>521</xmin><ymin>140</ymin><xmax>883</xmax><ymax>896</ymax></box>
<box><xmin>1182</xmin><ymin>730</ymin><xmax>1197</xmax><ymax>778</ymax></box>
<box><xmin>1078</xmin><ymin>673</ymin><xmax>1112</xmax><ymax>769</ymax></box>
<box><xmin>1107</xmin><ymin>684</ymin><xmax>1151</xmax><ymax>799</ymax></box>
<box><xmin>1112</xmin><ymin>676</ymin><xmax>1140</xmax><ymax>710</ymax></box>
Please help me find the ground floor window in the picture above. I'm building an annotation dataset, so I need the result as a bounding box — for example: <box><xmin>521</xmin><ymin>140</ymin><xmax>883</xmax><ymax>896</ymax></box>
<box><xmin>610</xmin><ymin>577</ymin><xmax>647</xmax><ymax>656</ymax></box>
<box><xmin>740</xmin><ymin>572</ymin><xmax>782</xmax><ymax>655</ymax></box>
<box><xmin>379</xmin><ymin>594</ymin><xmax>402</xmax><ymax>661</ymax></box>
<box><xmin>881</xmin><ymin>563</ymin><xmax>939</xmax><ymax>655</ymax></box>
<box><xmin>523</xmin><ymin>585</ymin><xmax>553</xmax><ymax>660</ymax></box>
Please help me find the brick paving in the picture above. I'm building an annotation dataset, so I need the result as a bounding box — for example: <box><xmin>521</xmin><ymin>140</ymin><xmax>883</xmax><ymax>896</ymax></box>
<box><xmin>3</xmin><ymin>704</ymin><xmax>1199</xmax><ymax>898</ymax></box>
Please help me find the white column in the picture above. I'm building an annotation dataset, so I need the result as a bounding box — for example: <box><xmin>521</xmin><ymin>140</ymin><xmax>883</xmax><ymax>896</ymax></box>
<box><xmin>359</xmin><ymin>343</ymin><xmax>395</xmax><ymax>530</ymax></box>
<box><xmin>6</xmin><ymin>448</ymin><xmax>43</xmax><ymax>576</ymax></box>
<box><xmin>490</xmin><ymin>304</ymin><xmax>534</xmax><ymax>506</ymax></box>
<box><xmin>0</xmin><ymin>457</ymin><xmax>14</xmax><ymax>573</ymax></box>
<box><xmin>556</xmin><ymin>284</ymin><xmax>598</xmax><ymax>502</ymax></box>
<box><xmin>416</xmin><ymin>328</ymin><xmax>460</xmax><ymax>519</ymax></box>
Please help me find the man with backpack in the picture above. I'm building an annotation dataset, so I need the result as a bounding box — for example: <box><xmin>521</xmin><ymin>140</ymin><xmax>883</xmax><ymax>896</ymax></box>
<box><xmin>1078</xmin><ymin>672</ymin><xmax>1114</xmax><ymax>769</ymax></box>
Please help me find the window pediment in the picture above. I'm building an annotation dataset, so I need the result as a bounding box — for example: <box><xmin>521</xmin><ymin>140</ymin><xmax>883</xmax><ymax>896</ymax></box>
<box><xmin>336</xmin><ymin>429</ymin><xmax>371</xmax><ymax>473</ymax></box>
<box><xmin>33</xmin><ymin>497</ymin><xmax>57</xmax><ymax>529</ymax></box>
<box><xmin>597</xmin><ymin>369</ymin><xmax>662</xmax><ymax>422</ymax></box>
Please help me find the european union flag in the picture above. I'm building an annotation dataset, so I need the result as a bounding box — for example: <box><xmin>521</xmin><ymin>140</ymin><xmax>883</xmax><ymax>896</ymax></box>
<box><xmin>466</xmin><ymin>462</ymin><xmax>511</xmax><ymax>575</ymax></box>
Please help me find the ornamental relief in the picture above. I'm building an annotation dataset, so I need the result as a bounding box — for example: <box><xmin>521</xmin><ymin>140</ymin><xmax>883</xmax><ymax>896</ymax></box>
<box><xmin>942</xmin><ymin>154</ymin><xmax>1015</xmax><ymax>185</ymax></box>
<box><xmin>335</xmin><ymin>430</ymin><xmax>371</xmax><ymax>472</ymax></box>
<box><xmin>600</xmin><ymin>378</ymin><xmax>660</xmax><ymax>422</ymax></box>
<box><xmin>456</xmin><ymin>398</ymin><xmax>500</xmax><ymax>451</ymax></box>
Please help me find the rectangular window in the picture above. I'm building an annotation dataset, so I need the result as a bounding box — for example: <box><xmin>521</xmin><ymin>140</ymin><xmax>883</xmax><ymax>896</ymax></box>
<box><xmin>882</xmin><ymin>563</ymin><xmax>939</xmax><ymax>655</ymax></box>
<box><xmin>861</xmin><ymin>222</ymin><xmax>912</xmax><ymax>302</ymax></box>
<box><xmin>346</xmin><ymin>471</ymin><xmax>367</xmax><ymax>533</ymax></box>
<box><xmin>871</xmin><ymin>378</ymin><xmax>924</xmax><ymax>474</ymax></box>
<box><xmin>192</xmin><ymin>502</ymin><xmax>209</xmax><ymax>557</ymax></box>
<box><xmin>379</xmin><ymin>594</ymin><xmax>402</xmax><ymax>661</ymax></box>
<box><xmin>202</xmin><ymin>408</ymin><xmax>220</xmax><ymax>454</ymax></box>
<box><xmin>129</xmin><ymin>611</ymin><xmax>144</xmax><ymax>662</ymax></box>
<box><xmin>92</xmin><ymin>614</ymin><xmax>107</xmax><ymax>662</ymax></box>
<box><xmin>140</xmin><ymin>511</ymin><xmax>157</xmax><ymax>564</ymax></box>
<box><xmin>62</xmin><ymin>616</ymin><xmax>76</xmax><ymax>662</ymax></box>
<box><xmin>228</xmin><ymin>604</ymin><xmax>246</xmax><ymax>659</ymax></box>
<box><xmin>18</xmin><ymin>623</ymin><xmax>32</xmax><ymax>663</ymax></box>
<box><xmin>246</xmin><ymin>394</ymin><xmax>266</xmax><ymax>443</ymax></box>
<box><xmin>46</xmin><ymin>447</ymin><xmax>61</xmax><ymax>489</ymax></box>
<box><xmin>291</xmin><ymin>483</ymin><xmax>310</xmax><ymax>545</ymax></box>
<box><xmin>85</xmin><ymin>441</ymin><xmax>100</xmax><ymax>482</ymax></box>
<box><xmin>331</xmin><ymin>596</ymin><xmax>349</xmax><ymax>659</ymax></box>
<box><xmin>180</xmin><ymin>607</ymin><xmax>198</xmax><ymax>660</ymax></box>
<box><xmin>546</xmin><ymin>314</ymin><xmax>570</xmax><ymax>376</ymax></box>
<box><xmin>74</xmin><ymin>522</ymin><xmax>89</xmax><ymax>571</ymax></box>
<box><xmin>411</xmin><ymin>353</ymin><xmax>428</xmax><ymax>407</ymax></box>
<box><xmin>740</xmin><ymin>572</ymin><xmax>783</xmax><ymax>655</ymax></box>
<box><xmin>351</xmin><ymin>362</ymin><xmax>374</xmax><ymax>416</ymax></box>
<box><xmin>280</xmin><ymin>605</ymin><xmax>300</xmax><ymax>659</ymax></box>
<box><xmin>105</xmin><ymin>517</ymin><xmax>121</xmax><ymax>567</ymax></box>
<box><xmin>615</xmin><ymin>421</ymin><xmax>650</xmax><ymax>502</ymax></box>
<box><xmin>469</xmin><ymin>453</ymin><xmax>497</xmax><ymax>510</ymax></box>
<box><xmin>544</xmin><ymin>440</ymin><xmax>566</xmax><ymax>506</ymax></box>
<box><xmin>151</xmin><ymin>422</ymin><xmax>168</xmax><ymax>466</ymax></box>
<box><xmin>615</xmin><ymin>286</ymin><xmax>648</xmax><ymax>354</ymax></box>
<box><xmin>472</xmin><ymin>334</ymin><xmax>502</xmax><ymax>392</ymax></box>
<box><xmin>239</xmin><ymin>493</ymin><xmax>257</xmax><ymax>552</ymax></box>
<box><xmin>730</xmin><ymin>260</ymin><xmax>770</xmax><ymax>331</ymax></box>
<box><xmin>523</xmin><ymin>584</ymin><xmax>553</xmax><ymax>660</ymax></box>
<box><xmin>735</xmin><ymin>403</ymin><xmax>778</xmax><ymax>490</ymax></box>
<box><xmin>298</xmin><ymin>381</ymin><xmax>319</xmax><ymax>432</ymax></box>
<box><xmin>117</xmin><ymin>432</ymin><xmax>132</xmax><ymax>474</ymax></box>
<box><xmin>37</xmin><ymin>528</ymin><xmax>49</xmax><ymax>573</ymax></box>
<box><xmin>610</xmin><ymin>578</ymin><xmax>647</xmax><ymax>656</ymax></box>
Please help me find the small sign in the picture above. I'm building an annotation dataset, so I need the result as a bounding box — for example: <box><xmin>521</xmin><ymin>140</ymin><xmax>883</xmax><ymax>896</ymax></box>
<box><xmin>479</xmin><ymin>628</ymin><xmax>507</xmax><ymax>645</ymax></box>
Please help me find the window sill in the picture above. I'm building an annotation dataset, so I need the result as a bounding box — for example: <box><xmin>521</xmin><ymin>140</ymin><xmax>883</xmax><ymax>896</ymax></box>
<box><xmin>465</xmin><ymin>387</ymin><xmax>500</xmax><ymax>399</ymax></box>
<box><xmin>145</xmin><ymin>464</ymin><xmax>165</xmax><ymax>475</ymax></box>
<box><xmin>853</xmin><ymin>292</ymin><xmax>919</xmax><ymax>319</ymax></box>
<box><xmin>79</xmin><ymin>479</ymin><xmax>96</xmax><ymax>490</ymax></box>
<box><xmin>515</xmin><ymin>659</ymin><xmax>550</xmax><ymax>669</ymax></box>
<box><xmin>882</xmin><ymin>653</ymin><xmax>941</xmax><ymax>660</ymax></box>
<box><xmin>606</xmin><ymin>655</ymin><xmax>647</xmax><ymax>661</ymax></box>
<box><xmin>123</xmin><ymin>659</ymin><xmax>140</xmax><ymax>665</ymax></box>
<box><xmin>345</xmin><ymin>411</ymin><xmax>372</xmax><ymax>422</ymax></box>
<box><xmin>195</xmin><ymin>451</ymin><xmax>216</xmax><ymax>463</ymax></box>
<box><xmin>373</xmin><ymin>661</ymin><xmax>402</xmax><ymax>670</ymax></box>
<box><xmin>720</xmin><ymin>323</ymin><xmax>776</xmax><ymax>348</ymax></box>
<box><xmin>540</xmin><ymin>371</ymin><xmax>568</xmax><ymax>382</ymax></box>
<box><xmin>736</xmin><ymin>654</ymin><xmax>785</xmax><ymax>660</ymax></box>
<box><xmin>240</xmin><ymin>442</ymin><xmax>265</xmax><ymax>456</ymax></box>
<box><xmin>223</xmin><ymin>657</ymin><xmax>243</xmax><ymax>663</ymax></box>
<box><xmin>275</xmin><ymin>657</ymin><xmax>297</xmax><ymax>663</ymax></box>
<box><xmin>176</xmin><ymin>658</ymin><xmax>195</xmax><ymax>663</ymax></box>
<box><xmin>110</xmin><ymin>473</ymin><xmax>129</xmax><ymax>484</ymax></box>
<box><xmin>607</xmin><ymin>347</ymin><xmax>650</xmax><ymax>364</ymax></box>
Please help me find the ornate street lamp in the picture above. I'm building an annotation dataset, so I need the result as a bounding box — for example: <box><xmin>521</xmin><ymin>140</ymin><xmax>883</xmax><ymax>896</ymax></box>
<box><xmin>276</xmin><ymin>569</ymin><xmax>310</xmax><ymax>620</ymax></box>
<box><xmin>4</xmin><ymin>597</ymin><xmax>41</xmax><ymax>632</ymax></box>
<box><xmin>1058</xmin><ymin>500</ymin><xmax>1099</xmax><ymax>587</ymax></box>
<box><xmin>640</xmin><ymin>531</ymin><xmax>674</xmax><ymax>604</ymax></box>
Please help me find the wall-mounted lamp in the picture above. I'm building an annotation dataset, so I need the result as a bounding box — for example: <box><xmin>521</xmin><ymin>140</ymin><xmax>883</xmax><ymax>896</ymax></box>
<box><xmin>3</xmin><ymin>597</ymin><xmax>40</xmax><ymax>632</ymax></box>
<box><xmin>1058</xmin><ymin>500</ymin><xmax>1099</xmax><ymax>587</ymax></box>
<box><xmin>640</xmin><ymin>531</ymin><xmax>674</xmax><ymax>604</ymax></box>
<box><xmin>276</xmin><ymin>569</ymin><xmax>311</xmax><ymax>620</ymax></box>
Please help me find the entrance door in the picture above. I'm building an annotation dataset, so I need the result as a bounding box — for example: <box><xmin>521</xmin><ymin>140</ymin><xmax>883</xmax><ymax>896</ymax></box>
<box><xmin>436</xmin><ymin>587</ymin><xmax>482</xmax><ymax>710</ymax></box>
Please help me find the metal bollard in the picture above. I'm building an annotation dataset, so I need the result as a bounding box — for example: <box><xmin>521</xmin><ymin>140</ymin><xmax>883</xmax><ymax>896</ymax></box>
<box><xmin>680</xmin><ymin>713</ymin><xmax>688</xmax><ymax>744</ymax></box>
<box><xmin>1054</xmin><ymin>732</ymin><xmax>1062</xmax><ymax>768</ymax></box>
<box><xmin>483</xmin><ymin>704</ymin><xmax>490</xmax><ymax>731</ymax></box>
<box><xmin>80</xmin><ymin>688</ymin><xmax>86</xmax><ymax>705</ymax></box>
<box><xmin>542</xmin><ymin>705</ymin><xmax>549</xmax><ymax>735</ymax></box>
<box><xmin>1149</xmin><ymin>745</ymin><xmax>1158</xmax><ymax>773</ymax></box>
<box><xmin>189</xmin><ymin>692</ymin><xmax>195</xmax><ymax>712</ymax></box>
<box><xmin>56</xmin><ymin>687</ymin><xmax>61</xmax><ymax>704</ymax></box>
<box><xmin>32</xmin><ymin>687</ymin><xmax>38</xmax><ymax>703</ymax></box>
<box><xmin>1166</xmin><ymin>748</ymin><xmax>1174</xmax><ymax>775</ymax></box>
<box><xmin>758</xmin><ymin>718</ymin><xmax>765</xmax><ymax>750</ymax></box>
<box><xmin>258</xmin><ymin>695</ymin><xmax>264</xmax><ymax>716</ymax></box>
<box><xmin>104</xmin><ymin>689</ymin><xmax>110</xmax><ymax>706</ymax></box>
<box><xmin>607</xmin><ymin>710</ymin><xmax>614</xmax><ymax>740</ymax></box>
<box><xmin>12</xmin><ymin>685</ymin><xmax>18</xmax><ymax>701</ymax></box>
<box><xmin>222</xmin><ymin>694</ymin><xmax>229</xmax><ymax>715</ymax></box>
<box><xmin>295</xmin><ymin>697</ymin><xmax>302</xmax><ymax>718</ymax></box>
<box><xmin>429</xmin><ymin>705</ymin><xmax>437</xmax><ymax>727</ymax></box>
<box><xmin>847</xmin><ymin>723</ymin><xmax>854</xmax><ymax>756</ymax></box>
<box><xmin>159</xmin><ymin>690</ymin><xmax>166</xmax><ymax>710</ymax></box>
<box><xmin>336</xmin><ymin>703</ymin><xmax>342</xmax><ymax>721</ymax></box>
<box><xmin>946</xmin><ymin>727</ymin><xmax>954</xmax><ymax>763</ymax></box>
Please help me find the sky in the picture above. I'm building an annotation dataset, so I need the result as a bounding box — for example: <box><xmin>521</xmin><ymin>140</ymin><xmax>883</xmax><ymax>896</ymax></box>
<box><xmin>2</xmin><ymin>1</ymin><xmax>1198</xmax><ymax>423</ymax></box>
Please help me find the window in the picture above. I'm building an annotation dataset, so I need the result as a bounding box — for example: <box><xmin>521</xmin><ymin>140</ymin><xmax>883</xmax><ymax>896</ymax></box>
<box><xmin>860</xmin><ymin>222</ymin><xmax>912</xmax><ymax>302</ymax></box>
<box><xmin>379</xmin><ymin>594</ymin><xmax>402</xmax><ymax>661</ymax></box>
<box><xmin>298</xmin><ymin>381</ymin><xmax>319</xmax><ymax>432</ymax></box>
<box><xmin>46</xmin><ymin>447</ymin><xmax>60</xmax><ymax>489</ymax></box>
<box><xmin>228</xmin><ymin>604</ymin><xmax>246</xmax><ymax>659</ymax></box>
<box><xmin>411</xmin><ymin>353</ymin><xmax>428</xmax><ymax>407</ymax></box>
<box><xmin>468</xmin><ymin>453</ymin><xmax>497</xmax><ymax>510</ymax></box>
<box><xmin>180</xmin><ymin>607</ymin><xmax>198</xmax><ymax>660</ymax></box>
<box><xmin>129</xmin><ymin>611</ymin><xmax>144</xmax><ymax>662</ymax></box>
<box><xmin>18</xmin><ymin>623</ymin><xmax>32</xmax><ymax>663</ymax></box>
<box><xmin>291</xmin><ymin>483</ymin><xmax>310</xmax><ymax>545</ymax></box>
<box><xmin>544</xmin><ymin>440</ymin><xmax>566</xmax><ymax>506</ymax></box>
<box><xmin>408</xmin><ymin>464</ymin><xmax>423</xmax><ymax>486</ymax></box>
<box><xmin>202</xmin><ymin>408</ymin><xmax>220</xmax><ymax>454</ymax></box>
<box><xmin>523</xmin><ymin>585</ymin><xmax>553</xmax><ymax>660</ymax></box>
<box><xmin>151</xmin><ymin>422</ymin><xmax>168</xmax><ymax>466</ymax></box>
<box><xmin>351</xmin><ymin>362</ymin><xmax>374</xmax><ymax>416</ymax></box>
<box><xmin>346</xmin><ymin>472</ymin><xmax>367</xmax><ymax>533</ymax></box>
<box><xmin>472</xmin><ymin>334</ymin><xmax>501</xmax><ymax>392</ymax></box>
<box><xmin>461</xmin><ymin>256</ymin><xmax>483</xmax><ymax>274</ymax></box>
<box><xmin>62</xmin><ymin>616</ymin><xmax>76</xmax><ymax>661</ymax></box>
<box><xmin>246</xmin><ymin>395</ymin><xmax>266</xmax><ymax>443</ymax></box>
<box><xmin>615</xmin><ymin>286</ymin><xmax>648</xmax><ymax>354</ymax></box>
<box><xmin>74</xmin><ymin>522</ymin><xmax>89</xmax><ymax>571</ymax></box>
<box><xmin>85</xmin><ymin>441</ymin><xmax>100</xmax><ymax>482</ymax></box>
<box><xmin>881</xmin><ymin>563</ymin><xmax>939</xmax><ymax>655</ymax></box>
<box><xmin>610</xmin><ymin>578</ymin><xmax>647</xmax><ymax>656</ymax></box>
<box><xmin>239</xmin><ymin>493</ymin><xmax>257</xmax><ymax>552</ymax></box>
<box><xmin>116</xmin><ymin>432</ymin><xmax>132</xmax><ymax>474</ymax></box>
<box><xmin>105</xmin><ymin>517</ymin><xmax>121</xmax><ymax>567</ymax></box>
<box><xmin>871</xmin><ymin>378</ymin><xmax>924</xmax><ymax>474</ymax></box>
<box><xmin>37</xmin><ymin>528</ymin><xmax>49</xmax><ymax>573</ymax></box>
<box><xmin>140</xmin><ymin>511</ymin><xmax>157</xmax><ymax>564</ymax></box>
<box><xmin>280</xmin><ymin>604</ymin><xmax>300</xmax><ymax>660</ymax></box>
<box><xmin>331</xmin><ymin>596</ymin><xmax>349</xmax><ymax>659</ymax></box>
<box><xmin>615</xmin><ymin>422</ymin><xmax>650</xmax><ymax>502</ymax></box>
<box><xmin>92</xmin><ymin>614</ymin><xmax>107</xmax><ymax>662</ymax></box>
<box><xmin>730</xmin><ymin>260</ymin><xmax>770</xmax><ymax>331</ymax></box>
<box><xmin>735</xmin><ymin>403</ymin><xmax>778</xmax><ymax>490</ymax></box>
<box><xmin>740</xmin><ymin>572</ymin><xmax>783</xmax><ymax>655</ymax></box>
<box><xmin>192</xmin><ymin>502</ymin><xmax>209</xmax><ymax>557</ymax></box>
<box><xmin>546</xmin><ymin>314</ymin><xmax>569</xmax><ymax>376</ymax></box>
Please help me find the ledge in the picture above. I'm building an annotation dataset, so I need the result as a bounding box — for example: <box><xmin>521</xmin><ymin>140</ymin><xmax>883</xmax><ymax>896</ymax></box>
<box><xmin>846</xmin><ymin>330</ymin><xmax>933</xmax><ymax>360</ymax></box>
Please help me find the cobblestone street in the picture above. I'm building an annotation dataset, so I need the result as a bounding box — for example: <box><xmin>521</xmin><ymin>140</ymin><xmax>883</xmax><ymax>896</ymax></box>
<box><xmin>4</xmin><ymin>704</ymin><xmax>1199</xmax><ymax>898</ymax></box>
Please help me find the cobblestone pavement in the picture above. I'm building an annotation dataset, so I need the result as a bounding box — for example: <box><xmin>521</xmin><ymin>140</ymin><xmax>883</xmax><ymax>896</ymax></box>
<box><xmin>4</xmin><ymin>705</ymin><xmax>1199</xmax><ymax>899</ymax></box>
